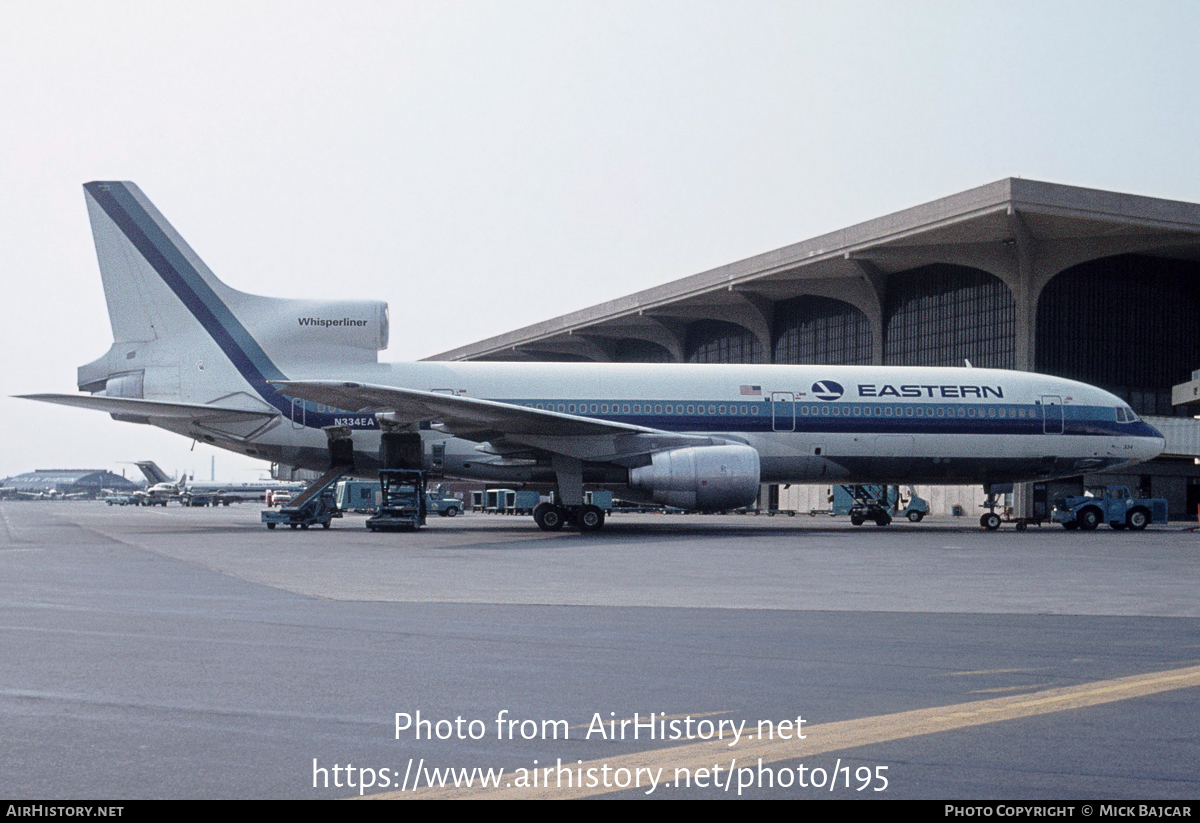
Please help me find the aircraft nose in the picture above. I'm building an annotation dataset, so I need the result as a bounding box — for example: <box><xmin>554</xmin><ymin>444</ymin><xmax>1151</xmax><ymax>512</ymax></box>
<box><xmin>1138</xmin><ymin>420</ymin><xmax>1167</xmax><ymax>460</ymax></box>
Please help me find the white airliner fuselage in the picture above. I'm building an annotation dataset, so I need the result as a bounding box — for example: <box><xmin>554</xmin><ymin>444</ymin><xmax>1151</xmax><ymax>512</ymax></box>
<box><xmin>268</xmin><ymin>360</ymin><xmax>1163</xmax><ymax>487</ymax></box>
<box><xmin>21</xmin><ymin>182</ymin><xmax>1165</xmax><ymax>531</ymax></box>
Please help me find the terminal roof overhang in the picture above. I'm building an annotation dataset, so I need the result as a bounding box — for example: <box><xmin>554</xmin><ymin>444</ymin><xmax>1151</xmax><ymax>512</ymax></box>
<box><xmin>424</xmin><ymin>177</ymin><xmax>1200</xmax><ymax>363</ymax></box>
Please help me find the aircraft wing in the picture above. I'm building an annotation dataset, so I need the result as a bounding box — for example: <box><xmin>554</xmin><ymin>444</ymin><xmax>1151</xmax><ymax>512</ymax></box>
<box><xmin>271</xmin><ymin>380</ymin><xmax>658</xmax><ymax>438</ymax></box>
<box><xmin>271</xmin><ymin>380</ymin><xmax>732</xmax><ymax>463</ymax></box>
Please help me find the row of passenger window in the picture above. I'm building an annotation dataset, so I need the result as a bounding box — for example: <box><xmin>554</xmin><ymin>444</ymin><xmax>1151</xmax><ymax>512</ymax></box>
<box><xmin>527</xmin><ymin>401</ymin><xmax>1042</xmax><ymax>420</ymax></box>
<box><xmin>795</xmin><ymin>404</ymin><xmax>1038</xmax><ymax>419</ymax></box>
<box><xmin>530</xmin><ymin>402</ymin><xmax>762</xmax><ymax>416</ymax></box>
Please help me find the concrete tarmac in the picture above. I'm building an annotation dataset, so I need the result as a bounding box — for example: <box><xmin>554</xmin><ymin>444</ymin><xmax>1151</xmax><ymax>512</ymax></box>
<box><xmin>2</xmin><ymin>502</ymin><xmax>1198</xmax><ymax>799</ymax></box>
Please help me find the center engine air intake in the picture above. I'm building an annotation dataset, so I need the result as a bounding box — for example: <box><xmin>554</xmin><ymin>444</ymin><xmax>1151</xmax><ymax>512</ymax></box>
<box><xmin>628</xmin><ymin>444</ymin><xmax>761</xmax><ymax>511</ymax></box>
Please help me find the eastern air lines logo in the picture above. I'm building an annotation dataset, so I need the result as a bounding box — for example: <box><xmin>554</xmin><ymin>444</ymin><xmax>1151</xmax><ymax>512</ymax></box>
<box><xmin>811</xmin><ymin>380</ymin><xmax>844</xmax><ymax>401</ymax></box>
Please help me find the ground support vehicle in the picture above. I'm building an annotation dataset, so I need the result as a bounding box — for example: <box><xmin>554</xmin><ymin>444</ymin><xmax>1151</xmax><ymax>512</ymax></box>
<box><xmin>979</xmin><ymin>511</ymin><xmax>1049</xmax><ymax>531</ymax></box>
<box><xmin>261</xmin><ymin>465</ymin><xmax>348</xmax><ymax>530</ymax></box>
<box><xmin>509</xmin><ymin>490</ymin><xmax>541</xmax><ymax>516</ymax></box>
<box><xmin>365</xmin><ymin>470</ymin><xmax>428</xmax><ymax>531</ymax></box>
<box><xmin>336</xmin><ymin>480</ymin><xmax>381</xmax><ymax>513</ymax></box>
<box><xmin>181</xmin><ymin>493</ymin><xmax>233</xmax><ymax>507</ymax></box>
<box><xmin>840</xmin><ymin>485</ymin><xmax>930</xmax><ymax>526</ymax></box>
<box><xmin>585</xmin><ymin>490</ymin><xmax>614</xmax><ymax>513</ymax></box>
<box><xmin>266</xmin><ymin>490</ymin><xmax>293</xmax><ymax>507</ymax></box>
<box><xmin>426</xmin><ymin>484</ymin><xmax>463</xmax><ymax>517</ymax></box>
<box><xmin>484</xmin><ymin>488</ymin><xmax>515</xmax><ymax>514</ymax></box>
<box><xmin>974</xmin><ymin>488</ymin><xmax>1041</xmax><ymax>531</ymax></box>
<box><xmin>1050</xmin><ymin>486</ymin><xmax>1168</xmax><ymax>531</ymax></box>
<box><xmin>1004</xmin><ymin>514</ymin><xmax>1049</xmax><ymax>531</ymax></box>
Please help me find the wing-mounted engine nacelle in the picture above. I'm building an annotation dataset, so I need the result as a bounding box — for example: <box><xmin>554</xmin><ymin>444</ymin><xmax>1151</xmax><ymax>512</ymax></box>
<box><xmin>628</xmin><ymin>444</ymin><xmax>761</xmax><ymax>511</ymax></box>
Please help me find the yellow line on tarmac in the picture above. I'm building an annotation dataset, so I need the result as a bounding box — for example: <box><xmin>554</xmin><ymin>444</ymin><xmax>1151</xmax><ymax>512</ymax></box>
<box><xmin>363</xmin><ymin>663</ymin><xmax>1200</xmax><ymax>800</ymax></box>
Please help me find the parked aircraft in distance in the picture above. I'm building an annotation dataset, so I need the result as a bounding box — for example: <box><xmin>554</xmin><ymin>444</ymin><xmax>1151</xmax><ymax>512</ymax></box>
<box><xmin>129</xmin><ymin>460</ymin><xmax>305</xmax><ymax>506</ymax></box>
<box><xmin>20</xmin><ymin>182</ymin><xmax>1165</xmax><ymax>531</ymax></box>
<box><xmin>14</xmin><ymin>488</ymin><xmax>88</xmax><ymax>501</ymax></box>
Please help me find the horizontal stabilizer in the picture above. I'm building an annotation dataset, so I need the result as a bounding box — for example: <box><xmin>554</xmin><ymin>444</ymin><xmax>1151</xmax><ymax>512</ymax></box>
<box><xmin>17</xmin><ymin>393</ymin><xmax>279</xmax><ymax>424</ymax></box>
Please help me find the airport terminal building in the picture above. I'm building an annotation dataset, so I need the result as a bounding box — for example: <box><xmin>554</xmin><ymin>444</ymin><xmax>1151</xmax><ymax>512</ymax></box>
<box><xmin>2</xmin><ymin>469</ymin><xmax>138</xmax><ymax>498</ymax></box>
<box><xmin>428</xmin><ymin>179</ymin><xmax>1200</xmax><ymax>518</ymax></box>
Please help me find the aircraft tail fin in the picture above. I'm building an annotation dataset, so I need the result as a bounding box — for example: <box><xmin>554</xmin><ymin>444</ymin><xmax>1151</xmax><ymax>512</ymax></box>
<box><xmin>75</xmin><ymin>182</ymin><xmax>389</xmax><ymax>407</ymax></box>
<box><xmin>131</xmin><ymin>460</ymin><xmax>172</xmax><ymax>485</ymax></box>
<box><xmin>82</xmin><ymin>182</ymin><xmax>236</xmax><ymax>351</ymax></box>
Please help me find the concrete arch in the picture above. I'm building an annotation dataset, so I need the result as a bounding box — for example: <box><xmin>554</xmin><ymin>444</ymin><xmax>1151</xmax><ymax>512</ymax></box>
<box><xmin>645</xmin><ymin>291</ymin><xmax>773</xmax><ymax>362</ymax></box>
<box><xmin>771</xmin><ymin>294</ymin><xmax>873</xmax><ymax>365</ymax></box>
<box><xmin>684</xmin><ymin>318</ymin><xmax>768</xmax><ymax>364</ymax></box>
<box><xmin>585</xmin><ymin>315</ymin><xmax>688</xmax><ymax>362</ymax></box>
<box><xmin>882</xmin><ymin>263</ymin><xmax>1017</xmax><ymax>369</ymax></box>
<box><xmin>1035</xmin><ymin>253</ymin><xmax>1200</xmax><ymax>416</ymax></box>
<box><xmin>737</xmin><ymin>269</ymin><xmax>885</xmax><ymax>364</ymax></box>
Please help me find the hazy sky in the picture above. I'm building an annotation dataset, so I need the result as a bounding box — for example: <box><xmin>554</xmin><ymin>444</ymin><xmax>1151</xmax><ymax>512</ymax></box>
<box><xmin>2</xmin><ymin>0</ymin><xmax>1198</xmax><ymax>482</ymax></box>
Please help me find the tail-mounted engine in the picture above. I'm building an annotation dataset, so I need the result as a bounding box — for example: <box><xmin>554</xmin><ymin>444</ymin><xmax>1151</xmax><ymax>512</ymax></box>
<box><xmin>246</xmin><ymin>297</ymin><xmax>389</xmax><ymax>365</ymax></box>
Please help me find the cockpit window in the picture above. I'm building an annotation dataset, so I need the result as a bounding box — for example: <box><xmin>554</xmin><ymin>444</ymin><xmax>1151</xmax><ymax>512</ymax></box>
<box><xmin>1115</xmin><ymin>405</ymin><xmax>1140</xmax><ymax>423</ymax></box>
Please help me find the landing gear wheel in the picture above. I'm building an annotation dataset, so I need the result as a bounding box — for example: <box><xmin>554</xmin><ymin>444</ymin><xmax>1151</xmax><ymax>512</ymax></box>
<box><xmin>1077</xmin><ymin>507</ymin><xmax>1101</xmax><ymax>531</ymax></box>
<box><xmin>981</xmin><ymin>512</ymin><xmax>1001</xmax><ymax>531</ymax></box>
<box><xmin>1127</xmin><ymin>508</ymin><xmax>1150</xmax><ymax>530</ymax></box>
<box><xmin>577</xmin><ymin>504</ymin><xmax>605</xmax><ymax>532</ymax></box>
<box><xmin>907</xmin><ymin>510</ymin><xmax>924</xmax><ymax>522</ymax></box>
<box><xmin>533</xmin><ymin>502</ymin><xmax>566</xmax><ymax>532</ymax></box>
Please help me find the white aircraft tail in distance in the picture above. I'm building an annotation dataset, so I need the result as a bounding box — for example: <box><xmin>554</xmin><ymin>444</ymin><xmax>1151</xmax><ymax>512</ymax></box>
<box><xmin>19</xmin><ymin>182</ymin><xmax>1166</xmax><ymax>531</ymax></box>
<box><xmin>128</xmin><ymin>460</ymin><xmax>183</xmax><ymax>505</ymax></box>
<box><xmin>131</xmin><ymin>460</ymin><xmax>173</xmax><ymax>486</ymax></box>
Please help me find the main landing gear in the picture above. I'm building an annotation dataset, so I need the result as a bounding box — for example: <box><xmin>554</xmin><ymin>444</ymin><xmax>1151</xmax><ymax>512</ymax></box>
<box><xmin>535</xmin><ymin>453</ymin><xmax>607</xmax><ymax>533</ymax></box>
<box><xmin>533</xmin><ymin>502</ymin><xmax>605</xmax><ymax>532</ymax></box>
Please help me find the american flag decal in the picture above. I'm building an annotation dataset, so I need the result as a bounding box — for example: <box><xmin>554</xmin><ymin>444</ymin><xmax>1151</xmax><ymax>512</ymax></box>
<box><xmin>739</xmin><ymin>385</ymin><xmax>762</xmax><ymax>396</ymax></box>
